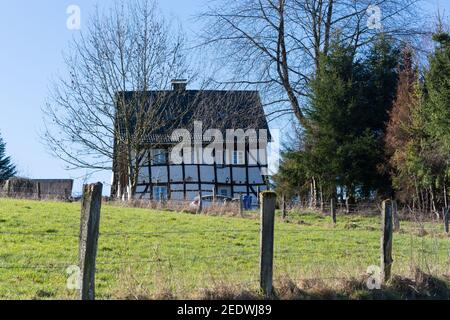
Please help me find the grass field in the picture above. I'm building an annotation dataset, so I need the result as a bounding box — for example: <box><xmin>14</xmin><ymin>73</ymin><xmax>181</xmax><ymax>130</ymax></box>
<box><xmin>0</xmin><ymin>198</ymin><xmax>448</xmax><ymax>300</ymax></box>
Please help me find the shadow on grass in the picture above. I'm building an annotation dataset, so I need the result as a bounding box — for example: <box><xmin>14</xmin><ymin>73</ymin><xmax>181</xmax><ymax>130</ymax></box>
<box><xmin>274</xmin><ymin>268</ymin><xmax>450</xmax><ymax>300</ymax></box>
<box><xmin>110</xmin><ymin>269</ymin><xmax>450</xmax><ymax>300</ymax></box>
<box><xmin>197</xmin><ymin>270</ymin><xmax>449</xmax><ymax>300</ymax></box>
<box><xmin>113</xmin><ymin>268</ymin><xmax>449</xmax><ymax>300</ymax></box>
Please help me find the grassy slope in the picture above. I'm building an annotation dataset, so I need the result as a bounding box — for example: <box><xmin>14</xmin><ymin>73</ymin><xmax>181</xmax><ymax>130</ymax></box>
<box><xmin>0</xmin><ymin>198</ymin><xmax>448</xmax><ymax>300</ymax></box>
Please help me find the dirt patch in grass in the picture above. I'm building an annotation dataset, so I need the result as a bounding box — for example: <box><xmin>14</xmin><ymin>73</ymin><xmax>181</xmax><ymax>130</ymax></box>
<box><xmin>33</xmin><ymin>289</ymin><xmax>56</xmax><ymax>299</ymax></box>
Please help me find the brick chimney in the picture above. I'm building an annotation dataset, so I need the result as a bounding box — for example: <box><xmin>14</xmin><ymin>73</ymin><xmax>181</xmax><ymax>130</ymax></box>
<box><xmin>171</xmin><ymin>79</ymin><xmax>187</xmax><ymax>91</ymax></box>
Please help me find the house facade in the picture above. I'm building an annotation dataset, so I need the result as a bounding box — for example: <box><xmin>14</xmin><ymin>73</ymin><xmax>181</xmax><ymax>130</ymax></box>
<box><xmin>111</xmin><ymin>80</ymin><xmax>271</xmax><ymax>203</ymax></box>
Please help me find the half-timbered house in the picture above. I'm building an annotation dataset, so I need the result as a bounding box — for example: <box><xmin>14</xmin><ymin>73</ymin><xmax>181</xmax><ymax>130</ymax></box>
<box><xmin>111</xmin><ymin>80</ymin><xmax>271</xmax><ymax>203</ymax></box>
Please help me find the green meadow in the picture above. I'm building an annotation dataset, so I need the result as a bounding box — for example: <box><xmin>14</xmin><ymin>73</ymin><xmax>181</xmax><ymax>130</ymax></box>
<box><xmin>0</xmin><ymin>198</ymin><xmax>448</xmax><ymax>299</ymax></box>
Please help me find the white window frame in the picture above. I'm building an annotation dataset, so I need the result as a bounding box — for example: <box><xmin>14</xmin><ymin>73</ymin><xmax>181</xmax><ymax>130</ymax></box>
<box><xmin>151</xmin><ymin>149</ymin><xmax>167</xmax><ymax>165</ymax></box>
<box><xmin>219</xmin><ymin>188</ymin><xmax>229</xmax><ymax>197</ymax></box>
<box><xmin>233</xmin><ymin>150</ymin><xmax>245</xmax><ymax>165</ymax></box>
<box><xmin>153</xmin><ymin>186</ymin><xmax>168</xmax><ymax>201</ymax></box>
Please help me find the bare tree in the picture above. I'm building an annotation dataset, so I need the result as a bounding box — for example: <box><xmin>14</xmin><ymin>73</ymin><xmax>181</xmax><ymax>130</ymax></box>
<box><xmin>43</xmin><ymin>0</ymin><xmax>193</xmax><ymax>198</ymax></box>
<box><xmin>199</xmin><ymin>0</ymin><xmax>424</xmax><ymax>126</ymax></box>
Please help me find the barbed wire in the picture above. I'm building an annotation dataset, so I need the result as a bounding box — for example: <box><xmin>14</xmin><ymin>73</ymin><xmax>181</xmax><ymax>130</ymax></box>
<box><xmin>3</xmin><ymin>243</ymin><xmax>446</xmax><ymax>273</ymax></box>
<box><xmin>0</xmin><ymin>224</ymin><xmax>446</xmax><ymax>239</ymax></box>
<box><xmin>1</xmin><ymin>191</ymin><xmax>445</xmax><ymax>212</ymax></box>
<box><xmin>272</xmin><ymin>275</ymin><xmax>352</xmax><ymax>282</ymax></box>
<box><xmin>0</xmin><ymin>261</ymin><xmax>76</xmax><ymax>270</ymax></box>
<box><xmin>0</xmin><ymin>252</ymin><xmax>259</xmax><ymax>271</ymax></box>
<box><xmin>96</xmin><ymin>252</ymin><xmax>260</xmax><ymax>269</ymax></box>
<box><xmin>0</xmin><ymin>194</ymin><xmax>447</xmax><ymax>297</ymax></box>
<box><xmin>0</xmin><ymin>231</ymin><xmax>78</xmax><ymax>238</ymax></box>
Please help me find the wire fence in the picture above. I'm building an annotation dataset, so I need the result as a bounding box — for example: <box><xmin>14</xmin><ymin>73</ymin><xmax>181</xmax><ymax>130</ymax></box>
<box><xmin>1</xmin><ymin>186</ymin><xmax>445</xmax><ymax>221</ymax></box>
<box><xmin>0</xmin><ymin>193</ymin><xmax>449</xmax><ymax>299</ymax></box>
<box><xmin>0</xmin><ymin>187</ymin><xmax>250</xmax><ymax>216</ymax></box>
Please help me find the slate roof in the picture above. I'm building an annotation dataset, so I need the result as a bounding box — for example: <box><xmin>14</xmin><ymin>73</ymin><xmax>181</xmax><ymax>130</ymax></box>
<box><xmin>116</xmin><ymin>89</ymin><xmax>271</xmax><ymax>144</ymax></box>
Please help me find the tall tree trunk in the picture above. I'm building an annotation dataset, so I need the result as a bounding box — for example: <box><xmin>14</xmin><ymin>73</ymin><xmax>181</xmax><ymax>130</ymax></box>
<box><xmin>276</xmin><ymin>0</ymin><xmax>308</xmax><ymax>128</ymax></box>
<box><xmin>312</xmin><ymin>177</ymin><xmax>317</xmax><ymax>209</ymax></box>
<box><xmin>430</xmin><ymin>185</ymin><xmax>437</xmax><ymax>219</ymax></box>
<box><xmin>323</xmin><ymin>0</ymin><xmax>334</xmax><ymax>57</ymax></box>
<box><xmin>414</xmin><ymin>180</ymin><xmax>421</xmax><ymax>212</ymax></box>
<box><xmin>444</xmin><ymin>179</ymin><xmax>448</xmax><ymax>208</ymax></box>
<box><xmin>420</xmin><ymin>187</ymin><xmax>425</xmax><ymax>213</ymax></box>
<box><xmin>126</xmin><ymin>152</ymin><xmax>133</xmax><ymax>202</ymax></box>
<box><xmin>320</xmin><ymin>183</ymin><xmax>324</xmax><ymax>212</ymax></box>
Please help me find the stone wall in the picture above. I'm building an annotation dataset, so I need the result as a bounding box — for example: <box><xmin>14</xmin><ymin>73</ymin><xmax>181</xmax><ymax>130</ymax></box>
<box><xmin>0</xmin><ymin>178</ymin><xmax>73</xmax><ymax>200</ymax></box>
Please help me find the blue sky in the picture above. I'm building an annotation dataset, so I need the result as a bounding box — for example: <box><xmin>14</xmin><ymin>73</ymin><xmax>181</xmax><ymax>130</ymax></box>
<box><xmin>0</xmin><ymin>0</ymin><xmax>448</xmax><ymax>195</ymax></box>
<box><xmin>0</xmin><ymin>0</ymin><xmax>206</xmax><ymax>194</ymax></box>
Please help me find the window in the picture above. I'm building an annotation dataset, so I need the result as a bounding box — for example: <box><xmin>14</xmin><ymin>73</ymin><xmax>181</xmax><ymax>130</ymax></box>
<box><xmin>233</xmin><ymin>151</ymin><xmax>245</xmax><ymax>165</ymax></box>
<box><xmin>215</xmin><ymin>150</ymin><xmax>225</xmax><ymax>168</ymax></box>
<box><xmin>151</xmin><ymin>149</ymin><xmax>167</xmax><ymax>165</ymax></box>
<box><xmin>153</xmin><ymin>186</ymin><xmax>168</xmax><ymax>201</ymax></box>
<box><xmin>219</xmin><ymin>188</ymin><xmax>229</xmax><ymax>197</ymax></box>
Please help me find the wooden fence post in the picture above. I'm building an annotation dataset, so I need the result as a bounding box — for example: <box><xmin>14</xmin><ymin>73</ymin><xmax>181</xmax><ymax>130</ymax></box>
<box><xmin>260</xmin><ymin>191</ymin><xmax>276</xmax><ymax>297</ymax></box>
<box><xmin>197</xmin><ymin>191</ymin><xmax>203</xmax><ymax>214</ymax></box>
<box><xmin>444</xmin><ymin>207</ymin><xmax>449</xmax><ymax>235</ymax></box>
<box><xmin>159</xmin><ymin>193</ymin><xmax>164</xmax><ymax>207</ymax></box>
<box><xmin>281</xmin><ymin>195</ymin><xmax>287</xmax><ymax>220</ymax></box>
<box><xmin>257</xmin><ymin>187</ymin><xmax>260</xmax><ymax>207</ymax></box>
<box><xmin>393</xmin><ymin>201</ymin><xmax>400</xmax><ymax>232</ymax></box>
<box><xmin>35</xmin><ymin>182</ymin><xmax>41</xmax><ymax>200</ymax></box>
<box><xmin>331</xmin><ymin>198</ymin><xmax>337</xmax><ymax>225</ymax></box>
<box><xmin>5</xmin><ymin>180</ymin><xmax>10</xmax><ymax>197</ymax></box>
<box><xmin>238</xmin><ymin>193</ymin><xmax>244</xmax><ymax>217</ymax></box>
<box><xmin>381</xmin><ymin>199</ymin><xmax>393</xmax><ymax>283</ymax></box>
<box><xmin>79</xmin><ymin>182</ymin><xmax>103</xmax><ymax>300</ymax></box>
